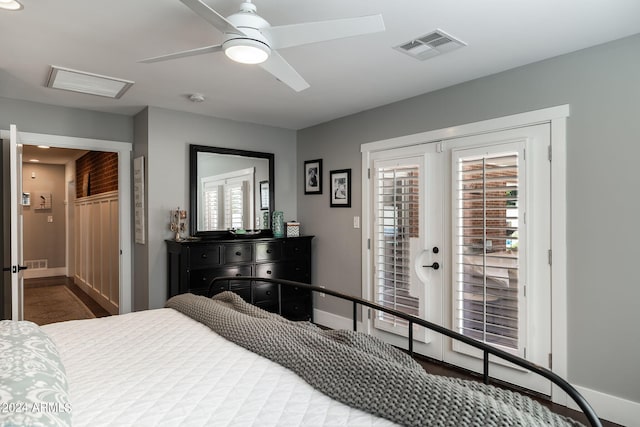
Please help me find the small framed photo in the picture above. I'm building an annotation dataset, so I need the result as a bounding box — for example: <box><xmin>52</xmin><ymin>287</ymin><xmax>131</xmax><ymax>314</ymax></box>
<box><xmin>330</xmin><ymin>169</ymin><xmax>351</xmax><ymax>208</ymax></box>
<box><xmin>304</xmin><ymin>159</ymin><xmax>322</xmax><ymax>195</ymax></box>
<box><xmin>260</xmin><ymin>180</ymin><xmax>269</xmax><ymax>210</ymax></box>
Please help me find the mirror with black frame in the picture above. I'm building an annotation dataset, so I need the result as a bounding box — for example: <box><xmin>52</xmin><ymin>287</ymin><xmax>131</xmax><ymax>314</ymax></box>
<box><xmin>189</xmin><ymin>144</ymin><xmax>274</xmax><ymax>238</ymax></box>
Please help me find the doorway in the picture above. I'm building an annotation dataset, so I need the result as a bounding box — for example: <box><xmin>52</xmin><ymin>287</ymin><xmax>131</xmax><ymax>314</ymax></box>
<box><xmin>21</xmin><ymin>145</ymin><xmax>114</xmax><ymax>324</ymax></box>
<box><xmin>1</xmin><ymin>127</ymin><xmax>132</xmax><ymax>320</ymax></box>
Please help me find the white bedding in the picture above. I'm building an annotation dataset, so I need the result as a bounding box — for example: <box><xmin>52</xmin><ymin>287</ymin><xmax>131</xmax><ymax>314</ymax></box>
<box><xmin>41</xmin><ymin>308</ymin><xmax>397</xmax><ymax>427</ymax></box>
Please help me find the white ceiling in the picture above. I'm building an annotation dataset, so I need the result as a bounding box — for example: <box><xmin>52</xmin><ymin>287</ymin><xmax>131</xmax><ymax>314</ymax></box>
<box><xmin>2</xmin><ymin>0</ymin><xmax>640</xmax><ymax>130</ymax></box>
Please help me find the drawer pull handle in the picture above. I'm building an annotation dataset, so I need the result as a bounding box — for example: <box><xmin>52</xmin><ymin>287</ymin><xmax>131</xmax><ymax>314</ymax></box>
<box><xmin>266</xmin><ymin>291</ymin><xmax>272</xmax><ymax>296</ymax></box>
<box><xmin>235</xmin><ymin>251</ymin><xmax>242</xmax><ymax>256</ymax></box>
<box><xmin>266</xmin><ymin>270</ymin><xmax>272</xmax><ymax>275</ymax></box>
<box><xmin>266</xmin><ymin>249</ymin><xmax>272</xmax><ymax>254</ymax></box>
<box><xmin>235</xmin><ymin>273</ymin><xmax>241</xmax><ymax>276</ymax></box>
<box><xmin>201</xmin><ymin>253</ymin><xmax>207</xmax><ymax>259</ymax></box>
<box><xmin>202</xmin><ymin>277</ymin><xmax>207</xmax><ymax>281</ymax></box>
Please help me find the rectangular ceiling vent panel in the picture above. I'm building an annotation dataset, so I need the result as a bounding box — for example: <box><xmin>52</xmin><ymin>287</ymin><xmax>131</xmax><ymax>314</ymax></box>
<box><xmin>394</xmin><ymin>29</ymin><xmax>466</xmax><ymax>61</ymax></box>
<box><xmin>46</xmin><ymin>66</ymin><xmax>134</xmax><ymax>99</ymax></box>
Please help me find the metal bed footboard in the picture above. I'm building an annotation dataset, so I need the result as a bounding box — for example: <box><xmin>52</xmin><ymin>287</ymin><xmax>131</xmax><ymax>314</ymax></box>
<box><xmin>208</xmin><ymin>276</ymin><xmax>601</xmax><ymax>427</ymax></box>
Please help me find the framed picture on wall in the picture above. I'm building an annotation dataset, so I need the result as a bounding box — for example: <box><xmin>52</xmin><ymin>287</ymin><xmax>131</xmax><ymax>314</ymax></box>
<box><xmin>260</xmin><ymin>180</ymin><xmax>269</xmax><ymax>210</ymax></box>
<box><xmin>330</xmin><ymin>169</ymin><xmax>351</xmax><ymax>208</ymax></box>
<box><xmin>304</xmin><ymin>159</ymin><xmax>322</xmax><ymax>194</ymax></box>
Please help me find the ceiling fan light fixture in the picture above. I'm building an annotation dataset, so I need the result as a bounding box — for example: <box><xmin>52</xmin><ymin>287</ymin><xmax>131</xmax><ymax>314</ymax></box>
<box><xmin>0</xmin><ymin>0</ymin><xmax>23</xmax><ymax>11</ymax></box>
<box><xmin>224</xmin><ymin>39</ymin><xmax>270</xmax><ymax>65</ymax></box>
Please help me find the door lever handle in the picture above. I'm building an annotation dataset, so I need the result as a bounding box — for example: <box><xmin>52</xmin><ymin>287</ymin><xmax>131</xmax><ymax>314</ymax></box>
<box><xmin>423</xmin><ymin>262</ymin><xmax>440</xmax><ymax>270</ymax></box>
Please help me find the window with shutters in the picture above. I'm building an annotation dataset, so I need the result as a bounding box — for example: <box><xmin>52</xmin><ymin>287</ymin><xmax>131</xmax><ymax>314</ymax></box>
<box><xmin>201</xmin><ymin>168</ymin><xmax>254</xmax><ymax>230</ymax></box>
<box><xmin>373</xmin><ymin>162</ymin><xmax>421</xmax><ymax>329</ymax></box>
<box><xmin>453</xmin><ymin>144</ymin><xmax>525</xmax><ymax>354</ymax></box>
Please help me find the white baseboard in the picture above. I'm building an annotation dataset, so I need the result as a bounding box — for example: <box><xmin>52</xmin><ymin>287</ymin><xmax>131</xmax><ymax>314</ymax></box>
<box><xmin>23</xmin><ymin>267</ymin><xmax>67</xmax><ymax>279</ymax></box>
<box><xmin>314</xmin><ymin>310</ymin><xmax>639</xmax><ymax>427</ymax></box>
<box><xmin>569</xmin><ymin>385</ymin><xmax>640</xmax><ymax>427</ymax></box>
<box><xmin>313</xmin><ymin>308</ymin><xmax>364</xmax><ymax>331</ymax></box>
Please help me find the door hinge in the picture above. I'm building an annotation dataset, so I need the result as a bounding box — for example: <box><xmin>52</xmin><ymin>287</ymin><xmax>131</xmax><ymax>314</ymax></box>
<box><xmin>367</xmin><ymin>168</ymin><xmax>371</xmax><ymax>179</ymax></box>
<box><xmin>548</xmin><ymin>249</ymin><xmax>552</xmax><ymax>265</ymax></box>
<box><xmin>548</xmin><ymin>353</ymin><xmax>553</xmax><ymax>369</ymax></box>
<box><xmin>367</xmin><ymin>308</ymin><xmax>371</xmax><ymax>319</ymax></box>
<box><xmin>367</xmin><ymin>238</ymin><xmax>370</xmax><ymax>250</ymax></box>
<box><xmin>524</xmin><ymin>347</ymin><xmax>527</xmax><ymax>359</ymax></box>
<box><xmin>548</xmin><ymin>145</ymin><xmax>552</xmax><ymax>161</ymax></box>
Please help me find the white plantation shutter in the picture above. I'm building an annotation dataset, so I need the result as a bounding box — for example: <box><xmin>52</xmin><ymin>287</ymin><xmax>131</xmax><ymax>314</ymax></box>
<box><xmin>203</xmin><ymin>183</ymin><xmax>222</xmax><ymax>229</ymax></box>
<box><xmin>373</xmin><ymin>163</ymin><xmax>421</xmax><ymax>328</ymax></box>
<box><xmin>225</xmin><ymin>180</ymin><xmax>247</xmax><ymax>229</ymax></box>
<box><xmin>453</xmin><ymin>145</ymin><xmax>524</xmax><ymax>353</ymax></box>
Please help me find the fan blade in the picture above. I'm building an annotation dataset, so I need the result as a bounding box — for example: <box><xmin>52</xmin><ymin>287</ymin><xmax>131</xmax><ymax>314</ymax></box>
<box><xmin>180</xmin><ymin>0</ymin><xmax>244</xmax><ymax>35</ymax></box>
<box><xmin>259</xmin><ymin>51</ymin><xmax>310</xmax><ymax>92</ymax></box>
<box><xmin>263</xmin><ymin>14</ymin><xmax>384</xmax><ymax>50</ymax></box>
<box><xmin>139</xmin><ymin>45</ymin><xmax>223</xmax><ymax>63</ymax></box>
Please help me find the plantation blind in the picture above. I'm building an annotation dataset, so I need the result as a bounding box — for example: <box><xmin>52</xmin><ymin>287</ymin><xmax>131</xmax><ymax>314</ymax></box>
<box><xmin>373</xmin><ymin>164</ymin><xmax>421</xmax><ymax>327</ymax></box>
<box><xmin>454</xmin><ymin>150</ymin><xmax>521</xmax><ymax>350</ymax></box>
<box><xmin>203</xmin><ymin>183</ymin><xmax>222</xmax><ymax>230</ymax></box>
<box><xmin>224</xmin><ymin>180</ymin><xmax>247</xmax><ymax>229</ymax></box>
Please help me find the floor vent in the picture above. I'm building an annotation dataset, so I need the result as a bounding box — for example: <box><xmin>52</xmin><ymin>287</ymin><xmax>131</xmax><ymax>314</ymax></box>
<box><xmin>25</xmin><ymin>259</ymin><xmax>48</xmax><ymax>270</ymax></box>
<box><xmin>394</xmin><ymin>29</ymin><xmax>466</xmax><ymax>61</ymax></box>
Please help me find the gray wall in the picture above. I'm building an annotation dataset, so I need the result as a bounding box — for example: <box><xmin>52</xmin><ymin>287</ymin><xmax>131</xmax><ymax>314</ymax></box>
<box><xmin>132</xmin><ymin>108</ymin><xmax>150</xmax><ymax>312</ymax></box>
<box><xmin>0</xmin><ymin>97</ymin><xmax>133</xmax><ymax>142</ymax></box>
<box><xmin>297</xmin><ymin>34</ymin><xmax>640</xmax><ymax>403</ymax></box>
<box><xmin>138</xmin><ymin>107</ymin><xmax>297</xmax><ymax>310</ymax></box>
<box><xmin>22</xmin><ymin>163</ymin><xmax>66</xmax><ymax>267</ymax></box>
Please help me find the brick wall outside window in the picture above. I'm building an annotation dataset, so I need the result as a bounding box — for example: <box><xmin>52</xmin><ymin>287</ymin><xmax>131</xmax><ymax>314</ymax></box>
<box><xmin>76</xmin><ymin>151</ymin><xmax>118</xmax><ymax>198</ymax></box>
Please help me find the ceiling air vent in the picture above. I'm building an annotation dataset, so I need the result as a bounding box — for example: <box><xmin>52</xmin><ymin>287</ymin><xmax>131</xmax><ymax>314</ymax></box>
<box><xmin>394</xmin><ymin>29</ymin><xmax>466</xmax><ymax>61</ymax></box>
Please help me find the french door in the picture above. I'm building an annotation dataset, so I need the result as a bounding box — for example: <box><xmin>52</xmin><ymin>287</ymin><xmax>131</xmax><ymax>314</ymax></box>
<box><xmin>364</xmin><ymin>124</ymin><xmax>551</xmax><ymax>394</ymax></box>
<box><xmin>368</xmin><ymin>143</ymin><xmax>444</xmax><ymax>360</ymax></box>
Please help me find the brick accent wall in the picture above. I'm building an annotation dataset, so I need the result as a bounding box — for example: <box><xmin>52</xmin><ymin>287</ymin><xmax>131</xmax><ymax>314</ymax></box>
<box><xmin>76</xmin><ymin>151</ymin><xmax>118</xmax><ymax>198</ymax></box>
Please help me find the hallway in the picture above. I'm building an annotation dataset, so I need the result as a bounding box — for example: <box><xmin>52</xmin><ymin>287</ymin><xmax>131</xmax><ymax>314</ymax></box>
<box><xmin>24</xmin><ymin>276</ymin><xmax>110</xmax><ymax>325</ymax></box>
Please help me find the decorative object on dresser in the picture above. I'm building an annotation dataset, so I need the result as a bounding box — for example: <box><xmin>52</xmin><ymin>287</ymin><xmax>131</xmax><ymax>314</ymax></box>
<box><xmin>166</xmin><ymin>236</ymin><xmax>313</xmax><ymax>321</ymax></box>
<box><xmin>286</xmin><ymin>221</ymin><xmax>300</xmax><ymax>237</ymax></box>
<box><xmin>272</xmin><ymin>210</ymin><xmax>285</xmax><ymax>238</ymax></box>
<box><xmin>169</xmin><ymin>207</ymin><xmax>187</xmax><ymax>240</ymax></box>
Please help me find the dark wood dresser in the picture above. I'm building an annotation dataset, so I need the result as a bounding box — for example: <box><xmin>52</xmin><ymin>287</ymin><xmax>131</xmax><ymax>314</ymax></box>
<box><xmin>166</xmin><ymin>236</ymin><xmax>313</xmax><ymax>321</ymax></box>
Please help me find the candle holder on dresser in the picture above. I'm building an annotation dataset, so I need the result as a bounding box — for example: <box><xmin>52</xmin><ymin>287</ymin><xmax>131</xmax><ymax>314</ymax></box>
<box><xmin>170</xmin><ymin>207</ymin><xmax>187</xmax><ymax>240</ymax></box>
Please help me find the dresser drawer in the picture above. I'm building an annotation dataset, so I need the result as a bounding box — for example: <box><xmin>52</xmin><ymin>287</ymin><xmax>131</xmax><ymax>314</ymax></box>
<box><xmin>281</xmin><ymin>298</ymin><xmax>311</xmax><ymax>321</ymax></box>
<box><xmin>190</xmin><ymin>265</ymin><xmax>252</xmax><ymax>295</ymax></box>
<box><xmin>283</xmin><ymin>238</ymin><xmax>311</xmax><ymax>259</ymax></box>
<box><xmin>254</xmin><ymin>262</ymin><xmax>288</xmax><ymax>279</ymax></box>
<box><xmin>189</xmin><ymin>245</ymin><xmax>221</xmax><ymax>269</ymax></box>
<box><xmin>252</xmin><ymin>282</ymin><xmax>278</xmax><ymax>304</ymax></box>
<box><xmin>223</xmin><ymin>243</ymin><xmax>253</xmax><ymax>264</ymax></box>
<box><xmin>255</xmin><ymin>241</ymin><xmax>283</xmax><ymax>261</ymax></box>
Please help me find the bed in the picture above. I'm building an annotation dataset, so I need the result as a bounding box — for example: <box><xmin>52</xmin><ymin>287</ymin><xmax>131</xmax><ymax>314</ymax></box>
<box><xmin>1</xmin><ymin>277</ymin><xmax>601</xmax><ymax>427</ymax></box>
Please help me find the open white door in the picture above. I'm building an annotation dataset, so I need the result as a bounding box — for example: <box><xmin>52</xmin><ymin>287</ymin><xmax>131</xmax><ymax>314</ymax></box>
<box><xmin>9</xmin><ymin>124</ymin><xmax>25</xmax><ymax>320</ymax></box>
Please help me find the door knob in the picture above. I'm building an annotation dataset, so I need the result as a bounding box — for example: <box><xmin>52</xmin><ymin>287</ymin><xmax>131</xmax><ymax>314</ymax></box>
<box><xmin>423</xmin><ymin>262</ymin><xmax>440</xmax><ymax>270</ymax></box>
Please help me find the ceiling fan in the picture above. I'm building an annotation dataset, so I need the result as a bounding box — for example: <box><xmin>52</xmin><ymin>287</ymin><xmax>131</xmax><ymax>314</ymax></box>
<box><xmin>141</xmin><ymin>0</ymin><xmax>385</xmax><ymax>91</ymax></box>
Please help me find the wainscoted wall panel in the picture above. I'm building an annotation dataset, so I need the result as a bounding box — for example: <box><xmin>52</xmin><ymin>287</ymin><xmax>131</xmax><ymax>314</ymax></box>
<box><xmin>74</xmin><ymin>191</ymin><xmax>119</xmax><ymax>314</ymax></box>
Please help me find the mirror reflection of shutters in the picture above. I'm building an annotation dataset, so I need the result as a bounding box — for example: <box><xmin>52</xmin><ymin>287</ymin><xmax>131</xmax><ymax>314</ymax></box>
<box><xmin>454</xmin><ymin>149</ymin><xmax>521</xmax><ymax>352</ymax></box>
<box><xmin>203</xmin><ymin>183</ymin><xmax>223</xmax><ymax>230</ymax></box>
<box><xmin>373</xmin><ymin>164</ymin><xmax>420</xmax><ymax>327</ymax></box>
<box><xmin>225</xmin><ymin>180</ymin><xmax>247</xmax><ymax>229</ymax></box>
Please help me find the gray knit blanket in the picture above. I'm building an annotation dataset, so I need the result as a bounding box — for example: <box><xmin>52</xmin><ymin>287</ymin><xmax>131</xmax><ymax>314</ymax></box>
<box><xmin>166</xmin><ymin>292</ymin><xmax>583</xmax><ymax>427</ymax></box>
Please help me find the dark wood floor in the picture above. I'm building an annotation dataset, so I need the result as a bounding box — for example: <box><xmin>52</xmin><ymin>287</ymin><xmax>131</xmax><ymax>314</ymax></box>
<box><xmin>413</xmin><ymin>354</ymin><xmax>620</xmax><ymax>427</ymax></box>
<box><xmin>24</xmin><ymin>276</ymin><xmax>111</xmax><ymax>319</ymax></box>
